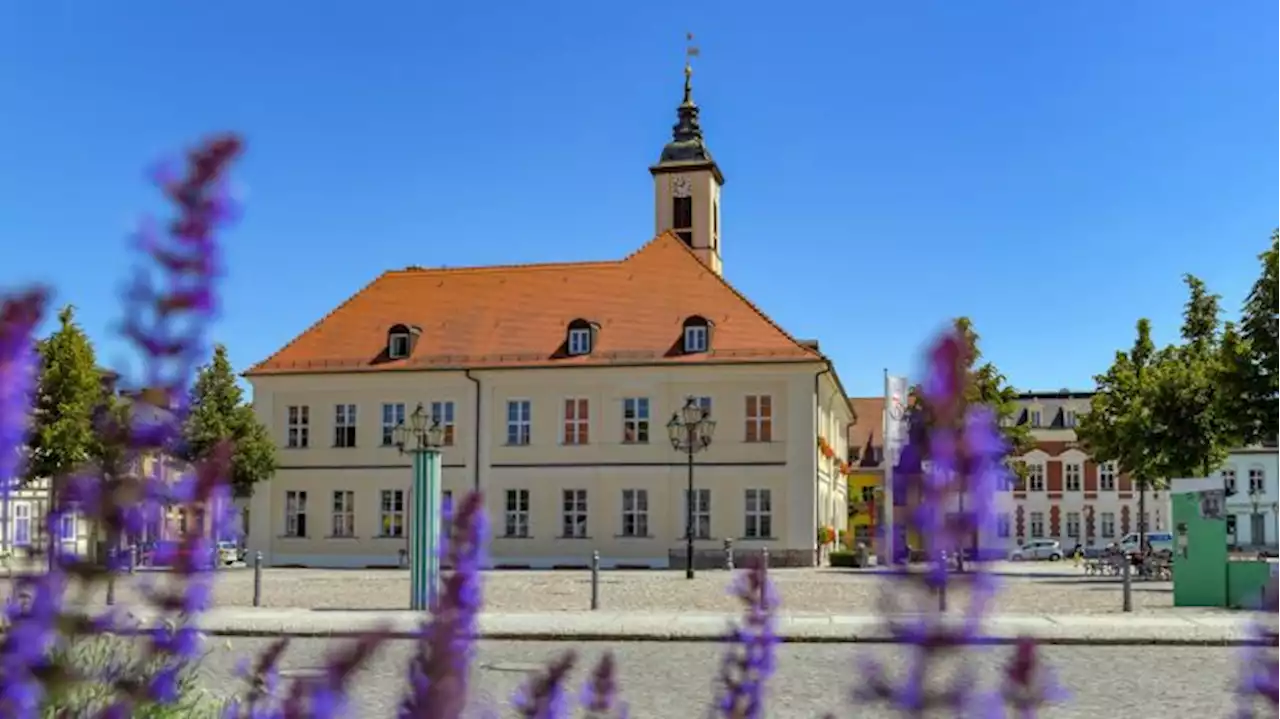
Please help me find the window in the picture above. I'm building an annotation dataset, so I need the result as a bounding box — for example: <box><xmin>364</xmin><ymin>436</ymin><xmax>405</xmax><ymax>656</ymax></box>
<box><xmin>1226</xmin><ymin>514</ymin><xmax>1238</xmax><ymax>537</ymax></box>
<box><xmin>621</xmin><ymin>489</ymin><xmax>649</xmax><ymax>537</ymax></box>
<box><xmin>1222</xmin><ymin>468</ymin><xmax>1237</xmax><ymax>494</ymax></box>
<box><xmin>684</xmin><ymin>325</ymin><xmax>709</xmax><ymax>353</ymax></box>
<box><xmin>563</xmin><ymin>398</ymin><xmax>590</xmax><ymax>445</ymax></box>
<box><xmin>430</xmin><ymin>401</ymin><xmax>456</xmax><ymax>446</ymax></box>
<box><xmin>567</xmin><ymin>327</ymin><xmax>592</xmax><ymax>355</ymax></box>
<box><xmin>286</xmin><ymin>405</ymin><xmax>310</xmax><ymax>448</ymax></box>
<box><xmin>12</xmin><ymin>503</ymin><xmax>30</xmax><ymax>546</ymax></box>
<box><xmin>1248</xmin><ymin>467</ymin><xmax>1265</xmax><ymax>493</ymax></box>
<box><xmin>1063</xmin><ymin>409</ymin><xmax>1077</xmax><ymax>428</ymax></box>
<box><xmin>1029</xmin><ymin>410</ymin><xmax>1042</xmax><ymax>427</ymax></box>
<box><xmin>685</xmin><ymin>488</ymin><xmax>711</xmax><ymax>539</ymax></box>
<box><xmin>692</xmin><ymin>396</ymin><xmax>712</xmax><ymax>416</ymax></box>
<box><xmin>1066</xmin><ymin>512</ymin><xmax>1081</xmax><ymax>539</ymax></box>
<box><xmin>381</xmin><ymin>402</ymin><xmax>406</xmax><ymax>446</ymax></box>
<box><xmin>622</xmin><ymin>398</ymin><xmax>650</xmax><ymax>444</ymax></box>
<box><xmin>1064</xmin><ymin>463</ymin><xmax>1081</xmax><ymax>492</ymax></box>
<box><xmin>1100</xmin><ymin>512</ymin><xmax>1116</xmax><ymax>538</ymax></box>
<box><xmin>1027</xmin><ymin>464</ymin><xmax>1045</xmax><ymax>492</ymax></box>
<box><xmin>285</xmin><ymin>491</ymin><xmax>308</xmax><ymax>538</ymax></box>
<box><xmin>331</xmin><ymin>491</ymin><xmax>355</xmax><ymax>537</ymax></box>
<box><xmin>442</xmin><ymin>490</ymin><xmax>453</xmax><ymax>517</ymax></box>
<box><xmin>380</xmin><ymin>490</ymin><xmax>405</xmax><ymax>538</ymax></box>
<box><xmin>504</xmin><ymin>490</ymin><xmax>530</xmax><ymax>538</ymax></box>
<box><xmin>1099</xmin><ymin>462</ymin><xmax>1116</xmax><ymax>491</ymax></box>
<box><xmin>561</xmin><ymin>490</ymin><xmax>588</xmax><ymax>538</ymax></box>
<box><xmin>745</xmin><ymin>395</ymin><xmax>773</xmax><ymax>442</ymax></box>
<box><xmin>59</xmin><ymin>509</ymin><xmax>77</xmax><ymax>542</ymax></box>
<box><xmin>744</xmin><ymin>489</ymin><xmax>773</xmax><ymax>538</ymax></box>
<box><xmin>334</xmin><ymin>404</ymin><xmax>357</xmax><ymax>448</ymax></box>
<box><xmin>1029</xmin><ymin>511</ymin><xmax>1045</xmax><ymax>538</ymax></box>
<box><xmin>673</xmin><ymin>196</ymin><xmax>693</xmax><ymax>244</ymax></box>
<box><xmin>996</xmin><ymin>513</ymin><xmax>1011</xmax><ymax>538</ymax></box>
<box><xmin>860</xmin><ymin>485</ymin><xmax>877</xmax><ymax>504</ymax></box>
<box><xmin>388</xmin><ymin>332</ymin><xmax>411</xmax><ymax>359</ymax></box>
<box><xmin>506</xmin><ymin>400</ymin><xmax>532</xmax><ymax>445</ymax></box>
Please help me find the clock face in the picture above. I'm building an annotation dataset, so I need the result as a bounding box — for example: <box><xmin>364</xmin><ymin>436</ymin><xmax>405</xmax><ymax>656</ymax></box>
<box><xmin>671</xmin><ymin>176</ymin><xmax>692</xmax><ymax>198</ymax></box>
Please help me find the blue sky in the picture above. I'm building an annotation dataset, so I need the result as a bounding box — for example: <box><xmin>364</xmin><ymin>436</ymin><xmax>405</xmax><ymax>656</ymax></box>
<box><xmin>1</xmin><ymin>1</ymin><xmax>1275</xmax><ymax>398</ymax></box>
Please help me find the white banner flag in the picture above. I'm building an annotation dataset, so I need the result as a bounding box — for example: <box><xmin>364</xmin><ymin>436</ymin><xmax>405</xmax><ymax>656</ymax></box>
<box><xmin>884</xmin><ymin>374</ymin><xmax>910</xmax><ymax>469</ymax></box>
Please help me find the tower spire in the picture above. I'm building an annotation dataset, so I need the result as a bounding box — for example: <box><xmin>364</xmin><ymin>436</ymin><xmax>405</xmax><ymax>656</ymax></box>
<box><xmin>682</xmin><ymin>33</ymin><xmax>698</xmax><ymax>106</ymax></box>
<box><xmin>656</xmin><ymin>33</ymin><xmax>714</xmax><ymax>165</ymax></box>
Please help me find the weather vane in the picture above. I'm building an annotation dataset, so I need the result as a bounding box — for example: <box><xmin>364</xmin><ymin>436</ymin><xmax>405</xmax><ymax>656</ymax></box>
<box><xmin>685</xmin><ymin>32</ymin><xmax>700</xmax><ymax>69</ymax></box>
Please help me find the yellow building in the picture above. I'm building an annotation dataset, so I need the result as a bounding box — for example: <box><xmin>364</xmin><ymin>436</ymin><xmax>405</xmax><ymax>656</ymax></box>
<box><xmin>243</xmin><ymin>66</ymin><xmax>853</xmax><ymax>569</ymax></box>
<box><xmin>844</xmin><ymin>397</ymin><xmax>886</xmax><ymax>550</ymax></box>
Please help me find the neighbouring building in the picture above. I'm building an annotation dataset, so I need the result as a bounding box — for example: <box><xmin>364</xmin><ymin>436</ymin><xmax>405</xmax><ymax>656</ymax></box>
<box><xmin>845</xmin><ymin>397</ymin><xmax>886</xmax><ymax>550</ymax></box>
<box><xmin>1</xmin><ymin>385</ymin><xmax>219</xmax><ymax>561</ymax></box>
<box><xmin>242</xmin><ymin>63</ymin><xmax>853</xmax><ymax>570</ymax></box>
<box><xmin>1215</xmin><ymin>446</ymin><xmax>1278</xmax><ymax>550</ymax></box>
<box><xmin>1010</xmin><ymin>390</ymin><xmax>1171</xmax><ymax>552</ymax></box>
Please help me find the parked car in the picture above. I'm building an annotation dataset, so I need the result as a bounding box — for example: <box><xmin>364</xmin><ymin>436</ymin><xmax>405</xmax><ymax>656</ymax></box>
<box><xmin>216</xmin><ymin>541</ymin><xmax>243</xmax><ymax>566</ymax></box>
<box><xmin>1008</xmin><ymin>539</ymin><xmax>1064</xmax><ymax>562</ymax></box>
<box><xmin>1118</xmin><ymin>531</ymin><xmax>1175</xmax><ymax>556</ymax></box>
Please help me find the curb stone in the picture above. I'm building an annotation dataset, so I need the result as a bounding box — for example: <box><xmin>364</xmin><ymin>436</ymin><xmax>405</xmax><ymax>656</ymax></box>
<box><xmin>58</xmin><ymin>608</ymin><xmax>1261</xmax><ymax>648</ymax></box>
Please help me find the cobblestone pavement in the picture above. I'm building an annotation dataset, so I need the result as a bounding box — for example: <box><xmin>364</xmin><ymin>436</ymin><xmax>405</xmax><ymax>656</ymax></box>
<box><xmin>197</xmin><ymin>639</ymin><xmax>1252</xmax><ymax>717</ymax></box>
<box><xmin>3</xmin><ymin>564</ymin><xmax>1209</xmax><ymax>615</ymax></box>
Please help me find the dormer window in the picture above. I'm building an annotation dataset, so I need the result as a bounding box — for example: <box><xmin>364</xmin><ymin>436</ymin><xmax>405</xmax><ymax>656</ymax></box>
<box><xmin>682</xmin><ymin>316</ymin><xmax>713</xmax><ymax>354</ymax></box>
<box><xmin>568</xmin><ymin>328</ymin><xmax>591</xmax><ymax>355</ymax></box>
<box><xmin>565</xmin><ymin>319</ymin><xmax>597</xmax><ymax>357</ymax></box>
<box><xmin>389</xmin><ymin>333</ymin><xmax>410</xmax><ymax>359</ymax></box>
<box><xmin>386</xmin><ymin>323</ymin><xmax>421</xmax><ymax>360</ymax></box>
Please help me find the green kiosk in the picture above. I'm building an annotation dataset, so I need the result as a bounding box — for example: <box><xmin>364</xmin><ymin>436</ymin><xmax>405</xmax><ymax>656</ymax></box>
<box><xmin>1170</xmin><ymin>477</ymin><xmax>1277</xmax><ymax>608</ymax></box>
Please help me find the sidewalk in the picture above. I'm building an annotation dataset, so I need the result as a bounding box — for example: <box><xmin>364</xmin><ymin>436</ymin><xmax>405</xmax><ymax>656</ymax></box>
<box><xmin>93</xmin><ymin>607</ymin><xmax>1264</xmax><ymax>646</ymax></box>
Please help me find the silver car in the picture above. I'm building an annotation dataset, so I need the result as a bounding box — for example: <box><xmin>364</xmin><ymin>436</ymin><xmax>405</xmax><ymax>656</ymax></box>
<box><xmin>1009</xmin><ymin>539</ymin><xmax>1063</xmax><ymax>561</ymax></box>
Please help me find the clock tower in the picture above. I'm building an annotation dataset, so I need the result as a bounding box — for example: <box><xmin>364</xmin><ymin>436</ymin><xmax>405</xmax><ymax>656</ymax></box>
<box><xmin>650</xmin><ymin>53</ymin><xmax>725</xmax><ymax>276</ymax></box>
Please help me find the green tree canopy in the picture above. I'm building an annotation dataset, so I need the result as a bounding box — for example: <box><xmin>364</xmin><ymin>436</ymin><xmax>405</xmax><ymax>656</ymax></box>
<box><xmin>1076</xmin><ymin>318</ymin><xmax>1163</xmax><ymax>491</ymax></box>
<box><xmin>25</xmin><ymin>305</ymin><xmax>108</xmax><ymax>489</ymax></box>
<box><xmin>179</xmin><ymin>344</ymin><xmax>276</xmax><ymax>498</ymax></box>
<box><xmin>1145</xmin><ymin>274</ymin><xmax>1235</xmax><ymax>480</ymax></box>
<box><xmin>1236</xmin><ymin>230</ymin><xmax>1278</xmax><ymax>444</ymax></box>
<box><xmin>910</xmin><ymin>317</ymin><xmax>1034</xmax><ymax>470</ymax></box>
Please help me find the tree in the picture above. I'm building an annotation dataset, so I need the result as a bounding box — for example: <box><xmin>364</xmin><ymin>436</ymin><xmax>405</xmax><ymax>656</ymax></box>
<box><xmin>179</xmin><ymin>344</ymin><xmax>276</xmax><ymax>498</ymax></box>
<box><xmin>908</xmin><ymin>317</ymin><xmax>1033</xmax><ymax>564</ymax></box>
<box><xmin>1235</xmin><ymin>231</ymin><xmax>1279</xmax><ymax>445</ymax></box>
<box><xmin>1146</xmin><ymin>275</ymin><xmax>1235</xmax><ymax>481</ymax></box>
<box><xmin>911</xmin><ymin>317</ymin><xmax>1035</xmax><ymax>461</ymax></box>
<box><xmin>26</xmin><ymin>306</ymin><xmax>106</xmax><ymax>490</ymax></box>
<box><xmin>1077</xmin><ymin>318</ymin><xmax>1163</xmax><ymax>545</ymax></box>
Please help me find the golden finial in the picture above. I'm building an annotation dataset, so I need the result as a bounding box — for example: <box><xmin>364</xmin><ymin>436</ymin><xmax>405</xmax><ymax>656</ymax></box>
<box><xmin>683</xmin><ymin>32</ymin><xmax>700</xmax><ymax>104</ymax></box>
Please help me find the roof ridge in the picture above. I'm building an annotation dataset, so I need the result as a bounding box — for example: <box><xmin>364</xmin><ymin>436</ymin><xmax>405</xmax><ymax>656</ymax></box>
<box><xmin>242</xmin><ymin>270</ymin><xmax>393</xmax><ymax>376</ymax></box>
<box><xmin>646</xmin><ymin>231</ymin><xmax>823</xmax><ymax>360</ymax></box>
<box><xmin>389</xmin><ymin>257</ymin><xmax>621</xmax><ymax>276</ymax></box>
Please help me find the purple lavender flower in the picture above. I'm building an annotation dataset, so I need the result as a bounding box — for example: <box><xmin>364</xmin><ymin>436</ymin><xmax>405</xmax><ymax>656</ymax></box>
<box><xmin>1234</xmin><ymin>579</ymin><xmax>1278</xmax><ymax>718</ymax></box>
<box><xmin>0</xmin><ymin>290</ymin><xmax>47</xmax><ymax>495</ymax></box>
<box><xmin>853</xmin><ymin>328</ymin><xmax>1061</xmax><ymax>716</ymax></box>
<box><xmin>397</xmin><ymin>490</ymin><xmax>488</xmax><ymax>719</ymax></box>
<box><xmin>581</xmin><ymin>652</ymin><xmax>627</xmax><ymax>719</ymax></box>
<box><xmin>713</xmin><ymin>559</ymin><xmax>779</xmax><ymax>719</ymax></box>
<box><xmin>513</xmin><ymin>651</ymin><xmax>578</xmax><ymax>719</ymax></box>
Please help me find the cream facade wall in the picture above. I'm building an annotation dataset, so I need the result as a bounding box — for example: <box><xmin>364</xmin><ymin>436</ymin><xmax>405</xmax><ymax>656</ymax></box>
<box><xmin>247</xmin><ymin>362</ymin><xmax>850</xmax><ymax>568</ymax></box>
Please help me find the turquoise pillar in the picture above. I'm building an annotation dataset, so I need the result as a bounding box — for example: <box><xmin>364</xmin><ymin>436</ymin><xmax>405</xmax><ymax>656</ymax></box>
<box><xmin>409</xmin><ymin>447</ymin><xmax>443</xmax><ymax>611</ymax></box>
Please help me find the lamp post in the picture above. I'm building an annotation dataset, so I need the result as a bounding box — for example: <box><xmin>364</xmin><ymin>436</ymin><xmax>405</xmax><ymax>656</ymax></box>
<box><xmin>1247</xmin><ymin>488</ymin><xmax>1262</xmax><ymax>550</ymax></box>
<box><xmin>393</xmin><ymin>403</ymin><xmax>447</xmax><ymax>611</ymax></box>
<box><xmin>668</xmin><ymin>397</ymin><xmax>716</xmax><ymax>580</ymax></box>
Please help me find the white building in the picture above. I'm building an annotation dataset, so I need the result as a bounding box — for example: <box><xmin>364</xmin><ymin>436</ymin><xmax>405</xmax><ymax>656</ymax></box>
<box><xmin>1216</xmin><ymin>447</ymin><xmax>1279</xmax><ymax>550</ymax></box>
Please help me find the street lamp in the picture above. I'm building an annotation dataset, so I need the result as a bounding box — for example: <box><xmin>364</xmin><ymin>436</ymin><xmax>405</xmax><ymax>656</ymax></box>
<box><xmin>1247</xmin><ymin>488</ymin><xmax>1266</xmax><ymax>551</ymax></box>
<box><xmin>668</xmin><ymin>397</ymin><xmax>716</xmax><ymax>579</ymax></box>
<box><xmin>393</xmin><ymin>403</ymin><xmax>447</xmax><ymax>611</ymax></box>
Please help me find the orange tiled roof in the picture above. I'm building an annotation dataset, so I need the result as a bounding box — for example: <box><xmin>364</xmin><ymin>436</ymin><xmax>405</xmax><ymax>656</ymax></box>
<box><xmin>246</xmin><ymin>232</ymin><xmax>823</xmax><ymax>375</ymax></box>
<box><xmin>847</xmin><ymin>397</ymin><xmax>884</xmax><ymax>467</ymax></box>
